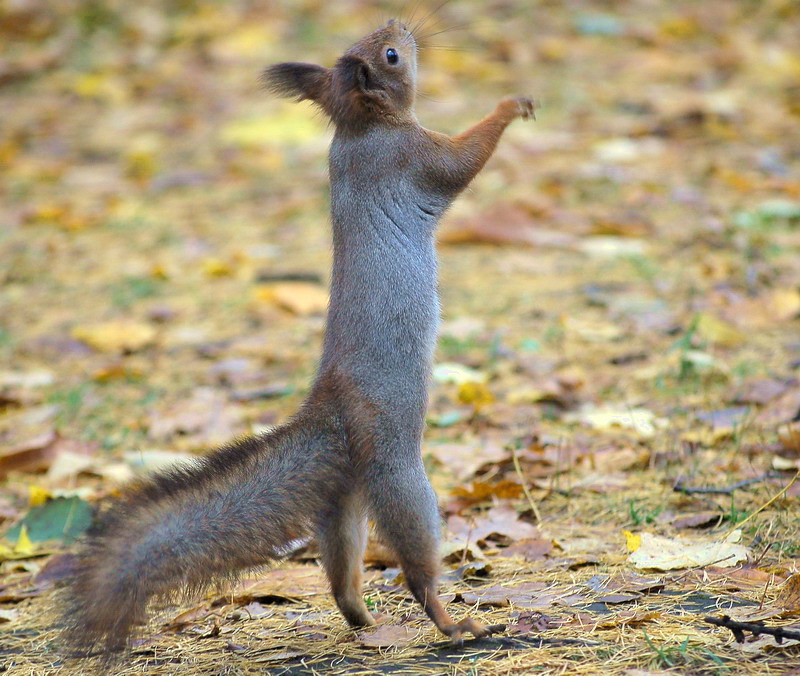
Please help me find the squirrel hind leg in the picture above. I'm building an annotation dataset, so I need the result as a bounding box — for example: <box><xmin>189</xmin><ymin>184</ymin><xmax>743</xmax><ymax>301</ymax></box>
<box><xmin>316</xmin><ymin>491</ymin><xmax>375</xmax><ymax>628</ymax></box>
<box><xmin>365</xmin><ymin>459</ymin><xmax>504</xmax><ymax>642</ymax></box>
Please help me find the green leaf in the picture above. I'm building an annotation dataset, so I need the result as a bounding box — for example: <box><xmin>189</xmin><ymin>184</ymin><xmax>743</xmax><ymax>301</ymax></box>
<box><xmin>4</xmin><ymin>497</ymin><xmax>92</xmax><ymax>544</ymax></box>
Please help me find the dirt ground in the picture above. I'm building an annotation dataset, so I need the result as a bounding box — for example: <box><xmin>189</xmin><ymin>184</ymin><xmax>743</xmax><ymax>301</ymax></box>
<box><xmin>2</xmin><ymin>0</ymin><xmax>800</xmax><ymax>674</ymax></box>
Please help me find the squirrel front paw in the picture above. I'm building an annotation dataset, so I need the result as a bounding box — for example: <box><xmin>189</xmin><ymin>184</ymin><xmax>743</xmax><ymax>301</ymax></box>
<box><xmin>499</xmin><ymin>96</ymin><xmax>538</xmax><ymax>121</ymax></box>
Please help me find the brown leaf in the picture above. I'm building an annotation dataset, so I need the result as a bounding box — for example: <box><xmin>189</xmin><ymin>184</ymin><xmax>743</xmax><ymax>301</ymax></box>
<box><xmin>440</xmin><ymin>203</ymin><xmax>577</xmax><ymax>249</ymax></box>
<box><xmin>460</xmin><ymin>581</ymin><xmax>548</xmax><ymax>608</ymax></box>
<box><xmin>500</xmin><ymin>538</ymin><xmax>554</xmax><ymax>562</ymax></box>
<box><xmin>163</xmin><ymin>605</ymin><xmax>212</xmax><ymax>631</ymax></box>
<box><xmin>776</xmin><ymin>574</ymin><xmax>800</xmax><ymax>612</ymax></box>
<box><xmin>672</xmin><ymin>511</ymin><xmax>722</xmax><ymax>529</ymax></box>
<box><xmin>358</xmin><ymin>624</ymin><xmax>419</xmax><ymax>648</ymax></box>
<box><xmin>757</xmin><ymin>388</ymin><xmax>800</xmax><ymax>426</ymax></box>
<box><xmin>733</xmin><ymin>378</ymin><xmax>792</xmax><ymax>406</ymax></box>
<box><xmin>778</xmin><ymin>423</ymin><xmax>800</xmax><ymax>455</ymax></box>
<box><xmin>147</xmin><ymin>387</ymin><xmax>243</xmax><ymax>446</ymax></box>
<box><xmin>586</xmin><ymin>572</ymin><xmax>664</xmax><ymax>595</ymax></box>
<box><xmin>447</xmin><ymin>505</ymin><xmax>539</xmax><ymax>546</ymax></box>
<box><xmin>429</xmin><ymin>440</ymin><xmax>508</xmax><ymax>482</ymax></box>
<box><xmin>450</xmin><ymin>479</ymin><xmax>523</xmax><ymax>505</ymax></box>
<box><xmin>229</xmin><ymin>566</ymin><xmax>329</xmax><ymax>604</ymax></box>
<box><xmin>0</xmin><ymin>429</ymin><xmax>58</xmax><ymax>479</ymax></box>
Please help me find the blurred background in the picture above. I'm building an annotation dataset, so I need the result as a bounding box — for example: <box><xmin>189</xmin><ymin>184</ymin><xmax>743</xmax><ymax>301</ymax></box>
<box><xmin>2</xmin><ymin>0</ymin><xmax>800</xmax><ymax>565</ymax></box>
<box><xmin>2</xmin><ymin>1</ymin><xmax>800</xmax><ymax>672</ymax></box>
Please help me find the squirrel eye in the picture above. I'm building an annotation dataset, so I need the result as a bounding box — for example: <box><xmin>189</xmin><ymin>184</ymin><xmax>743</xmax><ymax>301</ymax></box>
<box><xmin>386</xmin><ymin>48</ymin><xmax>399</xmax><ymax>65</ymax></box>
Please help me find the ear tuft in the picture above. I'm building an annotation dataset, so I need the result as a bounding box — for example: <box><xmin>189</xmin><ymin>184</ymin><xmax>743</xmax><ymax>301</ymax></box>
<box><xmin>261</xmin><ymin>62</ymin><xmax>330</xmax><ymax>104</ymax></box>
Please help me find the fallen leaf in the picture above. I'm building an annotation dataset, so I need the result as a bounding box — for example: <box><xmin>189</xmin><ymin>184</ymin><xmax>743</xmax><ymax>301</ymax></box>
<box><xmin>230</xmin><ymin>566</ymin><xmax>329</xmax><ymax>603</ymax></box>
<box><xmin>757</xmin><ymin>388</ymin><xmax>800</xmax><ymax>426</ymax></box>
<box><xmin>358</xmin><ymin>624</ymin><xmax>419</xmax><ymax>648</ymax></box>
<box><xmin>457</xmin><ymin>381</ymin><xmax>494</xmax><ymax>408</ymax></box>
<box><xmin>432</xmin><ymin>363</ymin><xmax>487</xmax><ymax>385</ymax></box>
<box><xmin>501</xmin><ymin>538</ymin><xmax>554</xmax><ymax>561</ymax></box>
<box><xmin>733</xmin><ymin>378</ymin><xmax>791</xmax><ymax>406</ymax></box>
<box><xmin>4</xmin><ymin>496</ymin><xmax>92</xmax><ymax>544</ymax></box>
<box><xmin>567</xmin><ymin>405</ymin><xmax>667</xmax><ymax>438</ymax></box>
<box><xmin>448</xmin><ymin>505</ymin><xmax>540</xmax><ymax>546</ymax></box>
<box><xmin>428</xmin><ymin>440</ymin><xmax>508</xmax><ymax>482</ymax></box>
<box><xmin>147</xmin><ymin>387</ymin><xmax>243</xmax><ymax>446</ymax></box>
<box><xmin>594</xmin><ymin>609</ymin><xmax>661</xmax><ymax>628</ymax></box>
<box><xmin>696</xmin><ymin>313</ymin><xmax>746</xmax><ymax>348</ymax></box>
<box><xmin>672</xmin><ymin>511</ymin><xmax>722</xmax><ymax>529</ymax></box>
<box><xmin>779</xmin><ymin>423</ymin><xmax>800</xmax><ymax>455</ymax></box>
<box><xmin>628</xmin><ymin>530</ymin><xmax>749</xmax><ymax>570</ymax></box>
<box><xmin>72</xmin><ymin>320</ymin><xmax>156</xmax><ymax>353</ymax></box>
<box><xmin>0</xmin><ymin>429</ymin><xmax>58</xmax><ymax>479</ymax></box>
<box><xmin>253</xmin><ymin>282</ymin><xmax>328</xmax><ymax>316</ymax></box>
<box><xmin>0</xmin><ymin>608</ymin><xmax>19</xmax><ymax>623</ymax></box>
<box><xmin>586</xmin><ymin>572</ymin><xmax>664</xmax><ymax>595</ymax></box>
<box><xmin>776</xmin><ymin>574</ymin><xmax>800</xmax><ymax>612</ymax></box>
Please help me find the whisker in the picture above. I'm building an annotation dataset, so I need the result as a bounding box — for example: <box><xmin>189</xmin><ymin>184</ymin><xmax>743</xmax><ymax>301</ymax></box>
<box><xmin>421</xmin><ymin>45</ymin><xmax>477</xmax><ymax>52</ymax></box>
<box><xmin>411</xmin><ymin>0</ymin><xmax>454</xmax><ymax>37</ymax></box>
<box><xmin>402</xmin><ymin>0</ymin><xmax>425</xmax><ymax>30</ymax></box>
<box><xmin>416</xmin><ymin>23</ymin><xmax>471</xmax><ymax>42</ymax></box>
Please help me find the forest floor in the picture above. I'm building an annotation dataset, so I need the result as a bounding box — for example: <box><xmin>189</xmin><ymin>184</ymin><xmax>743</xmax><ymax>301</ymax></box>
<box><xmin>2</xmin><ymin>1</ymin><xmax>800</xmax><ymax>674</ymax></box>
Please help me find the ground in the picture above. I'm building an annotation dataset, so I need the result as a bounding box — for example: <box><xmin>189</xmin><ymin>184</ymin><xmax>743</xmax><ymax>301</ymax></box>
<box><xmin>1</xmin><ymin>0</ymin><xmax>800</xmax><ymax>674</ymax></box>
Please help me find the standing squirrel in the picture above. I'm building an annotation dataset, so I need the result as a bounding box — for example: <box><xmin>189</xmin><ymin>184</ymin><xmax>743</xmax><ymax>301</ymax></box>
<box><xmin>62</xmin><ymin>19</ymin><xmax>535</xmax><ymax>654</ymax></box>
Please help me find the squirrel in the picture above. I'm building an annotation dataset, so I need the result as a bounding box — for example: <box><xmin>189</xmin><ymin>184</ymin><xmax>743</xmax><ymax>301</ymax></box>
<box><xmin>61</xmin><ymin>19</ymin><xmax>535</xmax><ymax>655</ymax></box>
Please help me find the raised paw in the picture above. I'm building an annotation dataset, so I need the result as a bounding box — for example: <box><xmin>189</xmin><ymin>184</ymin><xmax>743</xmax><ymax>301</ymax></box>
<box><xmin>515</xmin><ymin>96</ymin><xmax>539</xmax><ymax>121</ymax></box>
<box><xmin>442</xmin><ymin>618</ymin><xmax>506</xmax><ymax>644</ymax></box>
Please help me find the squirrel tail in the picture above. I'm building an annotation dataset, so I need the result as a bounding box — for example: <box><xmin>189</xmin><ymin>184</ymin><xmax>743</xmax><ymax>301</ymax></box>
<box><xmin>60</xmin><ymin>409</ymin><xmax>347</xmax><ymax>655</ymax></box>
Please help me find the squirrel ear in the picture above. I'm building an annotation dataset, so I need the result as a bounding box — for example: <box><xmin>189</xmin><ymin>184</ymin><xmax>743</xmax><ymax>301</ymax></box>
<box><xmin>261</xmin><ymin>62</ymin><xmax>330</xmax><ymax>104</ymax></box>
<box><xmin>337</xmin><ymin>55</ymin><xmax>383</xmax><ymax>97</ymax></box>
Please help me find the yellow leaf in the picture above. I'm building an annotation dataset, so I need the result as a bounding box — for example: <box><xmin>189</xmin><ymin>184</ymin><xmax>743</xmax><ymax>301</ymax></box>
<box><xmin>770</xmin><ymin>288</ymin><xmax>800</xmax><ymax>321</ymax></box>
<box><xmin>457</xmin><ymin>382</ymin><xmax>494</xmax><ymax>408</ymax></box>
<box><xmin>202</xmin><ymin>258</ymin><xmax>233</xmax><ymax>277</ymax></box>
<box><xmin>253</xmin><ymin>283</ymin><xmax>329</xmax><ymax>316</ymax></box>
<box><xmin>28</xmin><ymin>485</ymin><xmax>51</xmax><ymax>507</ymax></box>
<box><xmin>696</xmin><ymin>313</ymin><xmax>745</xmax><ymax>348</ymax></box>
<box><xmin>13</xmin><ymin>525</ymin><xmax>34</xmax><ymax>557</ymax></box>
<box><xmin>623</xmin><ymin>530</ymin><xmax>641</xmax><ymax>552</ymax></box>
<box><xmin>72</xmin><ymin>321</ymin><xmax>157</xmax><ymax>353</ymax></box>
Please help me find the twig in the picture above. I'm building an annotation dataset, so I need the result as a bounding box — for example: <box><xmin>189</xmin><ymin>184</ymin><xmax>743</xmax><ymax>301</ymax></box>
<box><xmin>510</xmin><ymin>444</ymin><xmax>542</xmax><ymax>525</ymax></box>
<box><xmin>704</xmin><ymin>615</ymin><xmax>800</xmax><ymax>644</ymax></box>
<box><xmin>673</xmin><ymin>472</ymin><xmax>784</xmax><ymax>496</ymax></box>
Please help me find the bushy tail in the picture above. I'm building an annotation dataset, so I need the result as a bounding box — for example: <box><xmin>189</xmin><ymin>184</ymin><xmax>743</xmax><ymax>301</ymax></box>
<box><xmin>60</xmin><ymin>413</ymin><xmax>347</xmax><ymax>655</ymax></box>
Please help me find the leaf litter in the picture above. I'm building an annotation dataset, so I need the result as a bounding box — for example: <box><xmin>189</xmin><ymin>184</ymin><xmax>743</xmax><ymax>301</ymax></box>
<box><xmin>2</xmin><ymin>0</ymin><xmax>800</xmax><ymax>674</ymax></box>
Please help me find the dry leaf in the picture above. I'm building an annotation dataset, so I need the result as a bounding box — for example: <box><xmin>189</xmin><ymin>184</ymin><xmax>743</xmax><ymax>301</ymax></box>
<box><xmin>567</xmin><ymin>405</ymin><xmax>667</xmax><ymax>438</ymax></box>
<box><xmin>628</xmin><ymin>530</ymin><xmax>749</xmax><ymax>570</ymax></box>
<box><xmin>696</xmin><ymin>313</ymin><xmax>745</xmax><ymax>348</ymax></box>
<box><xmin>432</xmin><ymin>363</ymin><xmax>487</xmax><ymax>385</ymax></box>
<box><xmin>776</xmin><ymin>574</ymin><xmax>800</xmax><ymax>612</ymax></box>
<box><xmin>253</xmin><ymin>283</ymin><xmax>328</xmax><ymax>316</ymax></box>
<box><xmin>501</xmin><ymin>537</ymin><xmax>554</xmax><ymax>561</ymax></box>
<box><xmin>147</xmin><ymin>387</ymin><xmax>243</xmax><ymax>446</ymax></box>
<box><xmin>72</xmin><ymin>320</ymin><xmax>156</xmax><ymax>353</ymax></box>
<box><xmin>358</xmin><ymin>624</ymin><xmax>419</xmax><ymax>648</ymax></box>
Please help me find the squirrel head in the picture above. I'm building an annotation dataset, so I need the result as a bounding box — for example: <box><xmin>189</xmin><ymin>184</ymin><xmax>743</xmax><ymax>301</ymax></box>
<box><xmin>263</xmin><ymin>20</ymin><xmax>418</xmax><ymax>129</ymax></box>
